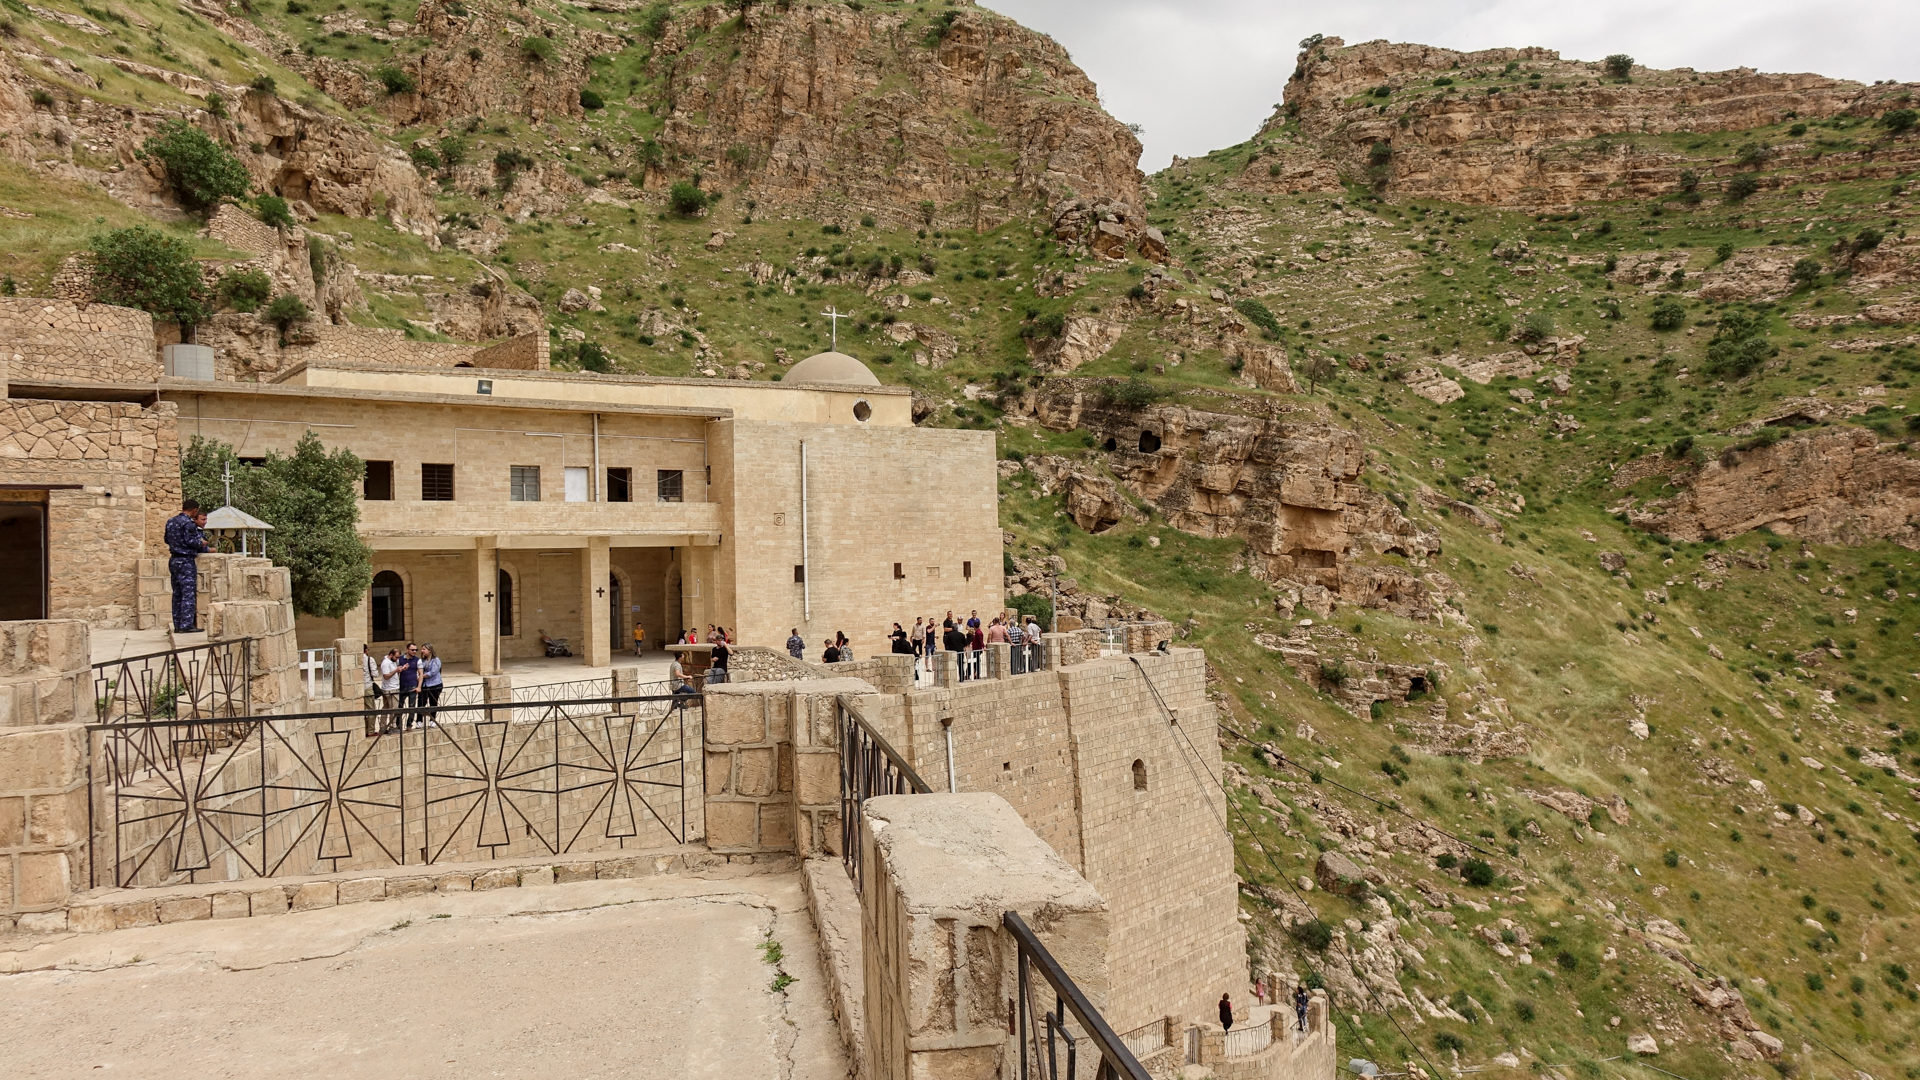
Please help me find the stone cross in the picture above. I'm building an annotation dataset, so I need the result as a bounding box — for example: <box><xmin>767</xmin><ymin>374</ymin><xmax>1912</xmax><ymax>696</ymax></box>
<box><xmin>820</xmin><ymin>306</ymin><xmax>850</xmax><ymax>351</ymax></box>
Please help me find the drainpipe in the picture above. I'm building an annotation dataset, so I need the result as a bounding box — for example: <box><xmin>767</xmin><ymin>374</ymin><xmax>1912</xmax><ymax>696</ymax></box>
<box><xmin>941</xmin><ymin>715</ymin><xmax>957</xmax><ymax>793</ymax></box>
<box><xmin>800</xmin><ymin>441</ymin><xmax>811</xmax><ymax>622</ymax></box>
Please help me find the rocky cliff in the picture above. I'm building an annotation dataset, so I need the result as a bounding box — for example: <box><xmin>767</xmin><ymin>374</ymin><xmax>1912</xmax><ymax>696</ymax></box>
<box><xmin>1230</xmin><ymin>37</ymin><xmax>1920</xmax><ymax>208</ymax></box>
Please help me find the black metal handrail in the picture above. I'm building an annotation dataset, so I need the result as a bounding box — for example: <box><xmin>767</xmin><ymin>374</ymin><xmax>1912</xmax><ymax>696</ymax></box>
<box><xmin>838</xmin><ymin>693</ymin><xmax>930</xmax><ymax>890</ymax></box>
<box><xmin>1005</xmin><ymin>911</ymin><xmax>1153</xmax><ymax>1080</ymax></box>
<box><xmin>90</xmin><ymin>692</ymin><xmax>698</xmax><ymax>890</ymax></box>
<box><xmin>92</xmin><ymin>637</ymin><xmax>254</xmax><ymax>773</ymax></box>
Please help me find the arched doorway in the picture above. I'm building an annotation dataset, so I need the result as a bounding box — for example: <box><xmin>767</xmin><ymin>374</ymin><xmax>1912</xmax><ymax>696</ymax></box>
<box><xmin>370</xmin><ymin>570</ymin><xmax>405</xmax><ymax>641</ymax></box>
<box><xmin>497</xmin><ymin>567</ymin><xmax>515</xmax><ymax>637</ymax></box>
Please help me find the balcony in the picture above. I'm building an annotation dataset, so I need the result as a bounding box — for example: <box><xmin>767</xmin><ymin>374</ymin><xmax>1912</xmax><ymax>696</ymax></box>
<box><xmin>355</xmin><ymin>498</ymin><xmax>722</xmax><ymax>549</ymax></box>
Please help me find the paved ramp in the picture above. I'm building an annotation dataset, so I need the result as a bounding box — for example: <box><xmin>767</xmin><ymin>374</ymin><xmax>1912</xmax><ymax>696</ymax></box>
<box><xmin>0</xmin><ymin>871</ymin><xmax>848</xmax><ymax>1080</ymax></box>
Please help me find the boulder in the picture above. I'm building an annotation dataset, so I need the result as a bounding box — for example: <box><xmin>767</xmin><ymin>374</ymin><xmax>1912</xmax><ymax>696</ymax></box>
<box><xmin>1626</xmin><ymin>1033</ymin><xmax>1658</xmax><ymax>1056</ymax></box>
<box><xmin>1138</xmin><ymin>226</ymin><xmax>1169</xmax><ymax>262</ymax></box>
<box><xmin>558</xmin><ymin>288</ymin><xmax>591</xmax><ymax>313</ymax></box>
<box><xmin>1314</xmin><ymin>850</ymin><xmax>1371</xmax><ymax>897</ymax></box>
<box><xmin>1091</xmin><ymin>220</ymin><xmax>1131</xmax><ymax>260</ymax></box>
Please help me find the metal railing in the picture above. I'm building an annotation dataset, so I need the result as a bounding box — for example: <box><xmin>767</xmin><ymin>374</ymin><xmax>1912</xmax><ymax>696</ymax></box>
<box><xmin>838</xmin><ymin>693</ymin><xmax>930</xmax><ymax>891</ymax></box>
<box><xmin>90</xmin><ymin>692</ymin><xmax>699</xmax><ymax>890</ymax></box>
<box><xmin>1222</xmin><ymin>1019</ymin><xmax>1272</xmax><ymax>1058</ymax></box>
<box><xmin>1117</xmin><ymin>1021</ymin><xmax>1170</xmax><ymax>1063</ymax></box>
<box><xmin>92</xmin><ymin>638</ymin><xmax>253</xmax><ymax>773</ymax></box>
<box><xmin>1007</xmin><ymin>910</ymin><xmax>1153</xmax><ymax>1080</ymax></box>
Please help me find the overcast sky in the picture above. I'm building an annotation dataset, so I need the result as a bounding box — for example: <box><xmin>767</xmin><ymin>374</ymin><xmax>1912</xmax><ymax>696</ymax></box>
<box><xmin>980</xmin><ymin>0</ymin><xmax>1920</xmax><ymax>172</ymax></box>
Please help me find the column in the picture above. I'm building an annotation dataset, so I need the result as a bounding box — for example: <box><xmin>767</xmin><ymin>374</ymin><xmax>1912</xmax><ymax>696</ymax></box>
<box><xmin>581</xmin><ymin>535</ymin><xmax>611</xmax><ymax>667</ymax></box>
<box><xmin>471</xmin><ymin>541</ymin><xmax>499</xmax><ymax>676</ymax></box>
<box><xmin>341</xmin><ymin>590</ymin><xmax>369</xmax><ymax>645</ymax></box>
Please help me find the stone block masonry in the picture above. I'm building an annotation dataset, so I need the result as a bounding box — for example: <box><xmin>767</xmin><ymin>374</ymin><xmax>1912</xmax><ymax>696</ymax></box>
<box><xmin>0</xmin><ymin>620</ymin><xmax>92</xmax><ymax>920</ymax></box>
<box><xmin>0</xmin><ymin>298</ymin><xmax>160</xmax><ymax>385</ymax></box>
<box><xmin>704</xmin><ymin>678</ymin><xmax>875</xmax><ymax>856</ymax></box>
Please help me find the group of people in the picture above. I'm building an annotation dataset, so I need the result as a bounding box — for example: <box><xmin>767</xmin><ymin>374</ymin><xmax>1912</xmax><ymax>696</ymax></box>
<box><xmin>1218</xmin><ymin>983</ymin><xmax>1314</xmax><ymax>1034</ymax></box>
<box><xmin>788</xmin><ymin>629</ymin><xmax>855</xmax><ymax>664</ymax></box>
<box><xmin>360</xmin><ymin>642</ymin><xmax>444</xmax><ymax>735</ymax></box>
<box><xmin>665</xmin><ymin>624</ymin><xmax>733</xmax><ymax>691</ymax></box>
<box><xmin>890</xmin><ymin>610</ymin><xmax>1045</xmax><ymax>681</ymax></box>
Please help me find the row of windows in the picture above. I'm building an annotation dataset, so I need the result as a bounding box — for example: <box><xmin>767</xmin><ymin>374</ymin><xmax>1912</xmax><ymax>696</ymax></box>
<box><xmin>793</xmin><ymin>561</ymin><xmax>974</xmax><ymax>583</ymax></box>
<box><xmin>363</xmin><ymin>463</ymin><xmax>686</xmax><ymax>504</ymax></box>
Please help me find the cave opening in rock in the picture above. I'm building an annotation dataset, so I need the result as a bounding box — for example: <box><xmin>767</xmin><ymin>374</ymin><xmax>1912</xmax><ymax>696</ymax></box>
<box><xmin>1138</xmin><ymin>430</ymin><xmax>1161</xmax><ymax>453</ymax></box>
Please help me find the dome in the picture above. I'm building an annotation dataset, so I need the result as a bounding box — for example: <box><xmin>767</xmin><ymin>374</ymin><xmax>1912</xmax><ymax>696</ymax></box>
<box><xmin>784</xmin><ymin>350</ymin><xmax>880</xmax><ymax>387</ymax></box>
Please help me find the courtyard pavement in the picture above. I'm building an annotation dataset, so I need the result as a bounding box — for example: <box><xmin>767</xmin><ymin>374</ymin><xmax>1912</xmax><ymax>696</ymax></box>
<box><xmin>0</xmin><ymin>870</ymin><xmax>849</xmax><ymax>1080</ymax></box>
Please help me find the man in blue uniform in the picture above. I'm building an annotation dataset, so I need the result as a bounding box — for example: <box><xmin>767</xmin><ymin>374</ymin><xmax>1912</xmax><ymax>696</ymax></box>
<box><xmin>164</xmin><ymin>499</ymin><xmax>210</xmax><ymax>632</ymax></box>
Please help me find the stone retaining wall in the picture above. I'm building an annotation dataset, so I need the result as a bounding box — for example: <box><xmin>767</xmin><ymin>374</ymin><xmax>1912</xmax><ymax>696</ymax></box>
<box><xmin>0</xmin><ymin>620</ymin><xmax>92</xmax><ymax>924</ymax></box>
<box><xmin>0</xmin><ymin>298</ymin><xmax>159</xmax><ymax>384</ymax></box>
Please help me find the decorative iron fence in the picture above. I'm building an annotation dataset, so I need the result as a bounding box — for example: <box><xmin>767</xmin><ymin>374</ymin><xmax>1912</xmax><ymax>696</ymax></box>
<box><xmin>92</xmin><ymin>638</ymin><xmax>254</xmax><ymax>773</ymax></box>
<box><xmin>1006</xmin><ymin>910</ymin><xmax>1153</xmax><ymax>1080</ymax></box>
<box><xmin>837</xmin><ymin>693</ymin><xmax>929</xmax><ymax>891</ymax></box>
<box><xmin>1221</xmin><ymin>1018</ymin><xmax>1272</xmax><ymax>1058</ymax></box>
<box><xmin>90</xmin><ymin>692</ymin><xmax>699</xmax><ymax>890</ymax></box>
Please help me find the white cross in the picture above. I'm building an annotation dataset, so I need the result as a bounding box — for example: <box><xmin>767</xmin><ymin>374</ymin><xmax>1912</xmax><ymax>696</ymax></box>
<box><xmin>220</xmin><ymin>459</ymin><xmax>235</xmax><ymax>507</ymax></box>
<box><xmin>820</xmin><ymin>306</ymin><xmax>850</xmax><ymax>351</ymax></box>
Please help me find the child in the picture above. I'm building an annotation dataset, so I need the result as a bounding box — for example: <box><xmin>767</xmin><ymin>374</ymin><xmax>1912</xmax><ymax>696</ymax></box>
<box><xmin>633</xmin><ymin>621</ymin><xmax>646</xmax><ymax>657</ymax></box>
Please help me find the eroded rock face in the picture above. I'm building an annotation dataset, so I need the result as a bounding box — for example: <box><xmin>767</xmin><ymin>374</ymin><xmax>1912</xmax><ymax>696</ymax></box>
<box><xmin>1234</xmin><ymin>37</ymin><xmax>1920</xmax><ymax>208</ymax></box>
<box><xmin>654</xmin><ymin>5</ymin><xmax>1143</xmax><ymax>227</ymax></box>
<box><xmin>1625</xmin><ymin>427</ymin><xmax>1920</xmax><ymax>549</ymax></box>
<box><xmin>1022</xmin><ymin>383</ymin><xmax>1447</xmax><ymax>617</ymax></box>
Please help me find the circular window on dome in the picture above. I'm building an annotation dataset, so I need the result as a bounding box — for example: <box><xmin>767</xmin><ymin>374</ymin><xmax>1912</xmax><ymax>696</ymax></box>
<box><xmin>853</xmin><ymin>399</ymin><xmax>873</xmax><ymax>422</ymax></box>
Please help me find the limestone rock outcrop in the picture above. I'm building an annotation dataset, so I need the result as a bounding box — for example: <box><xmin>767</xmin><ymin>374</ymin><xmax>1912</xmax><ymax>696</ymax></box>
<box><xmin>652</xmin><ymin>4</ymin><xmax>1143</xmax><ymax>227</ymax></box>
<box><xmin>1624</xmin><ymin>427</ymin><xmax>1920</xmax><ymax>549</ymax></box>
<box><xmin>1231</xmin><ymin>37</ymin><xmax>1920</xmax><ymax>208</ymax></box>
<box><xmin>1021</xmin><ymin>382</ymin><xmax>1447</xmax><ymax>618</ymax></box>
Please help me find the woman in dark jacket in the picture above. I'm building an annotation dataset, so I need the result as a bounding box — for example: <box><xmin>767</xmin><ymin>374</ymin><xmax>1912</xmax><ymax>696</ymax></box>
<box><xmin>890</xmin><ymin>623</ymin><xmax>913</xmax><ymax>654</ymax></box>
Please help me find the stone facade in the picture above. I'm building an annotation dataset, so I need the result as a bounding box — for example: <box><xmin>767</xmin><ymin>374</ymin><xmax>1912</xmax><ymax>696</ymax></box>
<box><xmin>0</xmin><ymin>620</ymin><xmax>92</xmax><ymax>922</ymax></box>
<box><xmin>703</xmin><ymin>678</ymin><xmax>875</xmax><ymax>857</ymax></box>
<box><xmin>0</xmin><ymin>399</ymin><xmax>181</xmax><ymax>627</ymax></box>
<box><xmin>0</xmin><ymin>298</ymin><xmax>159</xmax><ymax>385</ymax></box>
<box><xmin>198</xmin><ymin>554</ymin><xmax>306</xmax><ymax>713</ymax></box>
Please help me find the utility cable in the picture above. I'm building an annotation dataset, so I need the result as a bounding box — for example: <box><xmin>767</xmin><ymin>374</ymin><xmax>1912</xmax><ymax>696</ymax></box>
<box><xmin>1129</xmin><ymin>658</ymin><xmax>1445</xmax><ymax>1080</ymax></box>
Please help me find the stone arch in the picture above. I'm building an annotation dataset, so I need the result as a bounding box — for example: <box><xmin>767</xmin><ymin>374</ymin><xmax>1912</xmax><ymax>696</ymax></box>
<box><xmin>369</xmin><ymin>564</ymin><xmax>413</xmax><ymax>642</ymax></box>
<box><xmin>1132</xmin><ymin>758</ymin><xmax>1148</xmax><ymax>792</ymax></box>
<box><xmin>496</xmin><ymin>560</ymin><xmax>523</xmax><ymax>640</ymax></box>
<box><xmin>609</xmin><ymin>564</ymin><xmax>634</xmax><ymax>643</ymax></box>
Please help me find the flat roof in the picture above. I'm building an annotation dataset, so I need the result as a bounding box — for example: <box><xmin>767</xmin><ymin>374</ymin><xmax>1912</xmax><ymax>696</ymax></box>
<box><xmin>10</xmin><ymin>377</ymin><xmax>732</xmax><ymax>420</ymax></box>
<box><xmin>276</xmin><ymin>358</ymin><xmax>915</xmax><ymax>396</ymax></box>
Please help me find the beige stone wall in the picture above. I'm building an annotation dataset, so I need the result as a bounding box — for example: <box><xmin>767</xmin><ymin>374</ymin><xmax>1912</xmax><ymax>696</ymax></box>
<box><xmin>0</xmin><ymin>399</ymin><xmax>181</xmax><ymax>627</ymax></box>
<box><xmin>0</xmin><ymin>298</ymin><xmax>159</xmax><ymax>385</ymax></box>
<box><xmin>0</xmin><ymin>620</ymin><xmax>91</xmax><ymax>924</ymax></box>
<box><xmin>703</xmin><ymin>678</ymin><xmax>872</xmax><ymax>856</ymax></box>
<box><xmin>198</xmin><ymin>554</ymin><xmax>306</xmax><ymax>714</ymax></box>
<box><xmin>717</xmin><ymin>419</ymin><xmax>1004</xmax><ymax>657</ymax></box>
<box><xmin>859</xmin><ymin>793</ymin><xmax>1111</xmax><ymax>1080</ymax></box>
<box><xmin>468</xmin><ymin>333</ymin><xmax>549</xmax><ymax>370</ymax></box>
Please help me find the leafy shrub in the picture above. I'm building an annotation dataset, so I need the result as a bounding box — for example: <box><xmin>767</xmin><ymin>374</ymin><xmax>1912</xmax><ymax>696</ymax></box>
<box><xmin>1433</xmin><ymin>1032</ymin><xmax>1464</xmax><ymax>1053</ymax></box>
<box><xmin>141</xmin><ymin>119</ymin><xmax>250</xmax><ymax>213</ymax></box>
<box><xmin>520</xmin><ymin>36</ymin><xmax>556</xmax><ymax>63</ymax></box>
<box><xmin>374</xmin><ymin>66</ymin><xmax>416</xmax><ymax>94</ymax></box>
<box><xmin>216</xmin><ymin>268</ymin><xmax>272</xmax><ymax>313</ymax></box>
<box><xmin>1435</xmin><ymin>852</ymin><xmax>1458</xmax><ymax>870</ymax></box>
<box><xmin>261</xmin><ymin>292</ymin><xmax>309</xmax><ymax>333</ymax></box>
<box><xmin>254</xmin><ymin>194</ymin><xmax>294</xmax><ymax>229</ymax></box>
<box><xmin>408</xmin><ymin>145</ymin><xmax>440</xmax><ymax>172</ymax></box>
<box><xmin>205</xmin><ymin>91</ymin><xmax>228</xmax><ymax>119</ymax></box>
<box><xmin>1603</xmin><ymin>54</ymin><xmax>1633</xmax><ymax>79</ymax></box>
<box><xmin>1461</xmin><ymin>857</ymin><xmax>1496</xmax><ymax>887</ymax></box>
<box><xmin>1883</xmin><ymin>108</ymin><xmax>1917</xmax><ymax>135</ymax></box>
<box><xmin>1662</xmin><ymin>849</ymin><xmax>1680</xmax><ymax>868</ymax></box>
<box><xmin>1649</xmin><ymin>296</ymin><xmax>1686</xmax><ymax>331</ymax></box>
<box><xmin>1555</xmin><ymin>949</ymin><xmax>1579</xmax><ymax>971</ymax></box>
<box><xmin>248</xmin><ymin>75</ymin><xmax>276</xmax><ymax>95</ymax></box>
<box><xmin>1289</xmin><ymin>919</ymin><xmax>1334</xmax><ymax>952</ymax></box>
<box><xmin>1714</xmin><ymin>241</ymin><xmax>1735</xmax><ymax>262</ymax></box>
<box><xmin>1318</xmin><ymin>658</ymin><xmax>1349</xmax><ymax>686</ymax></box>
<box><xmin>89</xmin><ymin>226</ymin><xmax>209</xmax><ymax>328</ymax></box>
<box><xmin>579</xmin><ymin>88</ymin><xmax>605</xmax><ymax>110</ymax></box>
<box><xmin>435</xmin><ymin>136</ymin><xmax>468</xmax><ymax>169</ymax></box>
<box><xmin>493</xmin><ymin>148</ymin><xmax>534</xmax><ymax>172</ymax></box>
<box><xmin>575</xmin><ymin>341</ymin><xmax>611</xmax><ymax>373</ymax></box>
<box><xmin>637</xmin><ymin>1</ymin><xmax>671</xmax><ymax>38</ymax></box>
<box><xmin>1725</xmin><ymin>173</ymin><xmax>1760</xmax><ymax>202</ymax></box>
<box><xmin>1020</xmin><ymin>310</ymin><xmax>1067</xmax><ymax>341</ymax></box>
<box><xmin>1235</xmin><ymin>297</ymin><xmax>1283</xmax><ymax>338</ymax></box>
<box><xmin>1008</xmin><ymin>591</ymin><xmax>1052</xmax><ymax>630</ymax></box>
<box><xmin>923</xmin><ymin>9</ymin><xmax>960</xmax><ymax>47</ymax></box>
<box><xmin>669</xmin><ymin>181</ymin><xmax>709</xmax><ymax>217</ymax></box>
<box><xmin>1805</xmin><ymin>972</ymin><xmax>1824</xmax><ymax>992</ymax></box>
<box><xmin>1706</xmin><ymin>306</ymin><xmax>1774</xmax><ymax>377</ymax></box>
<box><xmin>1367</xmin><ymin>141</ymin><xmax>1393</xmax><ymax>169</ymax></box>
<box><xmin>1789</xmin><ymin>257</ymin><xmax>1822</xmax><ymax>289</ymax></box>
<box><xmin>1515</xmin><ymin>309</ymin><xmax>1555</xmax><ymax>343</ymax></box>
<box><xmin>1103</xmin><ymin>377</ymin><xmax>1162</xmax><ymax>409</ymax></box>
<box><xmin>1513</xmin><ymin>1000</ymin><xmax>1535</xmax><ymax>1022</ymax></box>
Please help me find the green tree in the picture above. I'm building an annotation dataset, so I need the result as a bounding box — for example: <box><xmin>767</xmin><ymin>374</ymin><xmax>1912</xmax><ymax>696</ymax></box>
<box><xmin>89</xmin><ymin>226</ymin><xmax>209</xmax><ymax>329</ymax></box>
<box><xmin>1705</xmin><ymin>306</ymin><xmax>1773</xmax><ymax>377</ymax></box>
<box><xmin>1882</xmin><ymin>108</ymin><xmax>1917</xmax><ymax>135</ymax></box>
<box><xmin>634</xmin><ymin>139</ymin><xmax>665</xmax><ymax>186</ymax></box>
<box><xmin>261</xmin><ymin>293</ymin><xmax>310</xmax><ymax>343</ymax></box>
<box><xmin>374</xmin><ymin>66</ymin><xmax>416</xmax><ymax>94</ymax></box>
<box><xmin>141</xmin><ymin>119</ymin><xmax>250</xmax><ymax>214</ymax></box>
<box><xmin>1303</xmin><ymin>353</ymin><xmax>1336</xmax><ymax>392</ymax></box>
<box><xmin>1603</xmin><ymin>53</ymin><xmax>1633</xmax><ymax>79</ymax></box>
<box><xmin>579</xmin><ymin>88</ymin><xmax>605</xmax><ymax>110</ymax></box>
<box><xmin>180</xmin><ymin>433</ymin><xmax>372</xmax><ymax>618</ymax></box>
<box><xmin>1007</xmin><ymin>591</ymin><xmax>1052</xmax><ymax>630</ymax></box>
<box><xmin>668</xmin><ymin>180</ymin><xmax>709</xmax><ymax>217</ymax></box>
<box><xmin>520</xmin><ymin>36</ymin><xmax>556</xmax><ymax>63</ymax></box>
<box><xmin>1516</xmin><ymin>309</ymin><xmax>1556</xmax><ymax>343</ymax></box>
<box><xmin>576</xmin><ymin>340</ymin><xmax>611</xmax><ymax>373</ymax></box>
<box><xmin>1724</xmin><ymin>173</ymin><xmax>1760</xmax><ymax>202</ymax></box>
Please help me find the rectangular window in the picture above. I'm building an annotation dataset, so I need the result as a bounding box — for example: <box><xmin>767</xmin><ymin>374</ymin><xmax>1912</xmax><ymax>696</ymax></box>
<box><xmin>793</xmin><ymin>565</ymin><xmax>806</xmax><ymax>584</ymax></box>
<box><xmin>963</xmin><ymin>560</ymin><xmax>973</xmax><ymax>581</ymax></box>
<box><xmin>364</xmin><ymin>461</ymin><xmax>394</xmax><ymax>501</ymax></box>
<box><xmin>509</xmin><ymin>465</ymin><xmax>541</xmax><ymax>502</ymax></box>
<box><xmin>893</xmin><ymin>562</ymin><xmax>905</xmax><ymax>580</ymax></box>
<box><xmin>656</xmin><ymin>469</ymin><xmax>684</xmax><ymax>503</ymax></box>
<box><xmin>606</xmin><ymin>467</ymin><xmax>632</xmax><ymax>503</ymax></box>
<box><xmin>564</xmin><ymin>466</ymin><xmax>589</xmax><ymax>503</ymax></box>
<box><xmin>421</xmin><ymin>463</ymin><xmax>455</xmax><ymax>501</ymax></box>
<box><xmin>237</xmin><ymin>456</ymin><xmax>267</xmax><ymax>469</ymax></box>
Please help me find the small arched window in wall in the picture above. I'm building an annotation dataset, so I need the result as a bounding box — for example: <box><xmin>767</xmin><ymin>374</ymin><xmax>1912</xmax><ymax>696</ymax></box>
<box><xmin>370</xmin><ymin>570</ymin><xmax>405</xmax><ymax>641</ymax></box>
<box><xmin>497</xmin><ymin>567</ymin><xmax>515</xmax><ymax>637</ymax></box>
<box><xmin>853</xmin><ymin>399</ymin><xmax>872</xmax><ymax>422</ymax></box>
<box><xmin>1132</xmin><ymin>758</ymin><xmax>1148</xmax><ymax>792</ymax></box>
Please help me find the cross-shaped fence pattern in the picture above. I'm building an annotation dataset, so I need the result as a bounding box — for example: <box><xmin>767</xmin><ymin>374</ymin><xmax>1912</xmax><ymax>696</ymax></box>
<box><xmin>91</xmin><ymin>692</ymin><xmax>698</xmax><ymax>890</ymax></box>
<box><xmin>92</xmin><ymin>638</ymin><xmax>254</xmax><ymax>774</ymax></box>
